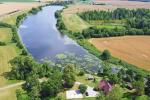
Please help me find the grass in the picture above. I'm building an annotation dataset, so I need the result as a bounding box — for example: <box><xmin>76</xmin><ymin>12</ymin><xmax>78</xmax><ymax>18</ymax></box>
<box><xmin>0</xmin><ymin>11</ymin><xmax>27</xmax><ymax>26</ymax></box>
<box><xmin>96</xmin><ymin>25</ymin><xmax>125</xmax><ymax>29</ymax></box>
<box><xmin>0</xmin><ymin>28</ymin><xmax>12</xmax><ymax>42</ymax></box>
<box><xmin>0</xmin><ymin>12</ymin><xmax>23</xmax><ymax>99</ymax></box>
<box><xmin>0</xmin><ymin>28</ymin><xmax>20</xmax><ymax>87</ymax></box>
<box><xmin>62</xmin><ymin>13</ymin><xmax>90</xmax><ymax>32</ymax></box>
<box><xmin>76</xmin><ymin>75</ymin><xmax>101</xmax><ymax>87</ymax></box>
<box><xmin>0</xmin><ymin>85</ymin><xmax>21</xmax><ymax>100</ymax></box>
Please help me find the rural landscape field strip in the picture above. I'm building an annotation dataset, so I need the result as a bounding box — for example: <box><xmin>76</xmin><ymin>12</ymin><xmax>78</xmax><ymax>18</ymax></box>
<box><xmin>89</xmin><ymin>36</ymin><xmax>150</xmax><ymax>71</ymax></box>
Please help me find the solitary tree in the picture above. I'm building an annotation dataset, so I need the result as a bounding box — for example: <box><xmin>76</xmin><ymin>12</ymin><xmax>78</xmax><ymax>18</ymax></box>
<box><xmin>63</xmin><ymin>64</ymin><xmax>76</xmax><ymax>88</ymax></box>
<box><xmin>101</xmin><ymin>50</ymin><xmax>111</xmax><ymax>60</ymax></box>
<box><xmin>133</xmin><ymin>80</ymin><xmax>145</xmax><ymax>96</ymax></box>
<box><xmin>79</xmin><ymin>84</ymin><xmax>87</xmax><ymax>94</ymax></box>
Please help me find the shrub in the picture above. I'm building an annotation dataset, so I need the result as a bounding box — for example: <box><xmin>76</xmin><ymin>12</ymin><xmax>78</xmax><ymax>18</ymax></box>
<box><xmin>0</xmin><ymin>41</ymin><xmax>6</xmax><ymax>46</ymax></box>
<box><xmin>79</xmin><ymin>84</ymin><xmax>87</xmax><ymax>94</ymax></box>
<box><xmin>101</xmin><ymin>50</ymin><xmax>111</xmax><ymax>60</ymax></box>
<box><xmin>78</xmin><ymin>71</ymin><xmax>85</xmax><ymax>76</ymax></box>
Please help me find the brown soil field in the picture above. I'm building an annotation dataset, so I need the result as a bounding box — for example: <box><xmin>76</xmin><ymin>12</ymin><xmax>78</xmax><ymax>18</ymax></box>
<box><xmin>89</xmin><ymin>36</ymin><xmax>150</xmax><ymax>71</ymax></box>
<box><xmin>64</xmin><ymin>1</ymin><xmax>150</xmax><ymax>14</ymax></box>
<box><xmin>0</xmin><ymin>2</ymin><xmax>44</xmax><ymax>17</ymax></box>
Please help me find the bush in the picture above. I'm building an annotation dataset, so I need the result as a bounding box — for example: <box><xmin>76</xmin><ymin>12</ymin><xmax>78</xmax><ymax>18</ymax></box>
<box><xmin>0</xmin><ymin>41</ymin><xmax>6</xmax><ymax>46</ymax></box>
<box><xmin>78</xmin><ymin>71</ymin><xmax>84</xmax><ymax>76</ymax></box>
<box><xmin>135</xmin><ymin>95</ymin><xmax>149</xmax><ymax>100</ymax></box>
<box><xmin>28</xmin><ymin>7</ymin><xmax>42</xmax><ymax>15</ymax></box>
<box><xmin>79</xmin><ymin>84</ymin><xmax>87</xmax><ymax>94</ymax></box>
<box><xmin>101</xmin><ymin>50</ymin><xmax>111</xmax><ymax>60</ymax></box>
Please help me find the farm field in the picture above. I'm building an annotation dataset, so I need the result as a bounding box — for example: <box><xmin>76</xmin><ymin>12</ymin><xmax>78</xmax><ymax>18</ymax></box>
<box><xmin>0</xmin><ymin>6</ymin><xmax>30</xmax><ymax>99</ymax></box>
<box><xmin>0</xmin><ymin>86</ymin><xmax>21</xmax><ymax>100</ymax></box>
<box><xmin>89</xmin><ymin>36</ymin><xmax>150</xmax><ymax>71</ymax></box>
<box><xmin>0</xmin><ymin>2</ymin><xmax>43</xmax><ymax>17</ymax></box>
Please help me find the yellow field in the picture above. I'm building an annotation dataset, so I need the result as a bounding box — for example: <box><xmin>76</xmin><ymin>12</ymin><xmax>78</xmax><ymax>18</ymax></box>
<box><xmin>0</xmin><ymin>86</ymin><xmax>21</xmax><ymax>100</ymax></box>
<box><xmin>89</xmin><ymin>36</ymin><xmax>150</xmax><ymax>71</ymax></box>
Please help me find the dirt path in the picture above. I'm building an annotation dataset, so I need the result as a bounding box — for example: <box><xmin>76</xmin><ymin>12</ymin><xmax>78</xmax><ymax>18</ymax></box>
<box><xmin>0</xmin><ymin>78</ymin><xmax>46</xmax><ymax>92</ymax></box>
<box><xmin>0</xmin><ymin>81</ymin><xmax>25</xmax><ymax>92</ymax></box>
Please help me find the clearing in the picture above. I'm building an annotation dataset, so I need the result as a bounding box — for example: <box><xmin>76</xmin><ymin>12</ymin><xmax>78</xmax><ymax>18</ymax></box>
<box><xmin>89</xmin><ymin>36</ymin><xmax>150</xmax><ymax>71</ymax></box>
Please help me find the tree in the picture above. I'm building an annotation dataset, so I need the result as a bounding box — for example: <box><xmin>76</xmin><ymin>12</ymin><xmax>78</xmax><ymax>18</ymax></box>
<box><xmin>135</xmin><ymin>95</ymin><xmax>149</xmax><ymax>100</ymax></box>
<box><xmin>16</xmin><ymin>89</ymin><xmax>29</xmax><ymax>100</ymax></box>
<box><xmin>133</xmin><ymin>80</ymin><xmax>145</xmax><ymax>96</ymax></box>
<box><xmin>96</xmin><ymin>91</ymin><xmax>105</xmax><ymax>100</ymax></box>
<box><xmin>10</xmin><ymin>56</ymin><xmax>39</xmax><ymax>80</ymax></box>
<box><xmin>78</xmin><ymin>70</ymin><xmax>85</xmax><ymax>76</ymax></box>
<box><xmin>101</xmin><ymin>62</ymin><xmax>112</xmax><ymax>76</ymax></box>
<box><xmin>101</xmin><ymin>50</ymin><xmax>111</xmax><ymax>60</ymax></box>
<box><xmin>109</xmin><ymin>74</ymin><xmax>120</xmax><ymax>84</ymax></box>
<box><xmin>79</xmin><ymin>84</ymin><xmax>87</xmax><ymax>94</ymax></box>
<box><xmin>106</xmin><ymin>86</ymin><xmax>123</xmax><ymax>100</ymax></box>
<box><xmin>40</xmin><ymin>70</ymin><xmax>62</xmax><ymax>97</ymax></box>
<box><xmin>24</xmin><ymin>73</ymin><xmax>41</xmax><ymax>99</ymax></box>
<box><xmin>62</xmin><ymin>64</ymin><xmax>76</xmax><ymax>88</ymax></box>
<box><xmin>145</xmin><ymin>75</ymin><xmax>150</xmax><ymax>96</ymax></box>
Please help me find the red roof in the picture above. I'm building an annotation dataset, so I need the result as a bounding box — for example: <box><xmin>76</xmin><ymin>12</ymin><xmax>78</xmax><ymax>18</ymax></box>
<box><xmin>99</xmin><ymin>80</ymin><xmax>112</xmax><ymax>95</ymax></box>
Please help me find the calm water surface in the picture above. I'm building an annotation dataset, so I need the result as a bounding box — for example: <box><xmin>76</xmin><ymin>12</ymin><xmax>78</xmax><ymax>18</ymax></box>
<box><xmin>18</xmin><ymin>6</ymin><xmax>87</xmax><ymax>61</ymax></box>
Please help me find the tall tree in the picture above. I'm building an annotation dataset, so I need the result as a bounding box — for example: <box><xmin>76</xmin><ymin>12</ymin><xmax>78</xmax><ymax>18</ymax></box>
<box><xmin>63</xmin><ymin>64</ymin><xmax>76</xmax><ymax>88</ymax></box>
<box><xmin>40</xmin><ymin>70</ymin><xmax>62</xmax><ymax>98</ymax></box>
<box><xmin>133</xmin><ymin>80</ymin><xmax>145</xmax><ymax>96</ymax></box>
<box><xmin>101</xmin><ymin>50</ymin><xmax>111</xmax><ymax>61</ymax></box>
<box><xmin>106</xmin><ymin>86</ymin><xmax>123</xmax><ymax>100</ymax></box>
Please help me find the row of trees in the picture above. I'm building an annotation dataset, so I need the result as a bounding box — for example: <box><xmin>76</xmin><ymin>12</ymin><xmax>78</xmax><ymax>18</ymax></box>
<box><xmin>78</xmin><ymin>8</ymin><xmax>150</xmax><ymax>20</ymax></box>
<box><xmin>80</xmin><ymin>26</ymin><xmax>150</xmax><ymax>39</ymax></box>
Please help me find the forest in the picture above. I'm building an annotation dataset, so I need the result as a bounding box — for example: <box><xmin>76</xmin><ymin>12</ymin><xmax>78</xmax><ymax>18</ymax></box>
<box><xmin>78</xmin><ymin>8</ymin><xmax>150</xmax><ymax>38</ymax></box>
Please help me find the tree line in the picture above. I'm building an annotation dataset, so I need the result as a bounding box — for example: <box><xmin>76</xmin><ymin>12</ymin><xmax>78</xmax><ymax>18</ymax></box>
<box><xmin>78</xmin><ymin>8</ymin><xmax>150</xmax><ymax>20</ymax></box>
<box><xmin>80</xmin><ymin>26</ymin><xmax>150</xmax><ymax>38</ymax></box>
